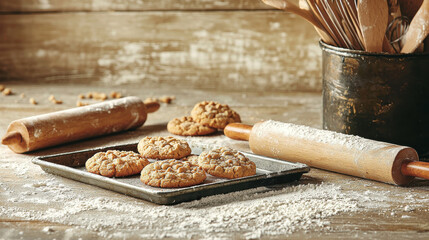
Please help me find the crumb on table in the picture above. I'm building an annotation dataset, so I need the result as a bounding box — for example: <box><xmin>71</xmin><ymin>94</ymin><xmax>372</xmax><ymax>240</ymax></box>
<box><xmin>2</xmin><ymin>88</ymin><xmax>12</xmax><ymax>96</ymax></box>
<box><xmin>159</xmin><ymin>96</ymin><xmax>176</xmax><ymax>104</ymax></box>
<box><xmin>92</xmin><ymin>92</ymin><xmax>107</xmax><ymax>101</ymax></box>
<box><xmin>144</xmin><ymin>97</ymin><xmax>158</xmax><ymax>104</ymax></box>
<box><xmin>49</xmin><ymin>95</ymin><xmax>63</xmax><ymax>104</ymax></box>
<box><xmin>86</xmin><ymin>92</ymin><xmax>107</xmax><ymax>101</ymax></box>
<box><xmin>144</xmin><ymin>96</ymin><xmax>176</xmax><ymax>104</ymax></box>
<box><xmin>76</xmin><ymin>101</ymin><xmax>89</xmax><ymax>107</ymax></box>
<box><xmin>29</xmin><ymin>98</ymin><xmax>37</xmax><ymax>105</ymax></box>
<box><xmin>110</xmin><ymin>91</ymin><xmax>122</xmax><ymax>99</ymax></box>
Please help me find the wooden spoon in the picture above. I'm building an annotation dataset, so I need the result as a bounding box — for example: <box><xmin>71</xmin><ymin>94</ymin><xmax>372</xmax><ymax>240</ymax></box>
<box><xmin>401</xmin><ymin>0</ymin><xmax>429</xmax><ymax>53</ymax></box>
<box><xmin>261</xmin><ymin>0</ymin><xmax>335</xmax><ymax>45</ymax></box>
<box><xmin>357</xmin><ymin>0</ymin><xmax>389</xmax><ymax>52</ymax></box>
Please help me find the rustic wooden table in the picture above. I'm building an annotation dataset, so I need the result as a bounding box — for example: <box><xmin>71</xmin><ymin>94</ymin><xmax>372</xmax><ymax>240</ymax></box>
<box><xmin>1</xmin><ymin>82</ymin><xmax>428</xmax><ymax>240</ymax></box>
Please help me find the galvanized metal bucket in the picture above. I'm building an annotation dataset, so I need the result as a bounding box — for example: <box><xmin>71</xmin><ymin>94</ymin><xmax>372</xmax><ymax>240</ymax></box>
<box><xmin>320</xmin><ymin>41</ymin><xmax>429</xmax><ymax>157</ymax></box>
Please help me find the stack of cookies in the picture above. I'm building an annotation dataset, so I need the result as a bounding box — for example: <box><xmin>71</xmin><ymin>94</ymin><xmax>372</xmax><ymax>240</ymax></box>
<box><xmin>167</xmin><ymin>101</ymin><xmax>241</xmax><ymax>136</ymax></box>
<box><xmin>85</xmin><ymin>136</ymin><xmax>257</xmax><ymax>188</ymax></box>
<box><xmin>137</xmin><ymin>136</ymin><xmax>206</xmax><ymax>188</ymax></box>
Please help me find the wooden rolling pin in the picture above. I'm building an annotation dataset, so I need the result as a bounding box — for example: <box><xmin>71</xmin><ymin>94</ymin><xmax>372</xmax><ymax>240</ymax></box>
<box><xmin>1</xmin><ymin>96</ymin><xmax>159</xmax><ymax>153</ymax></box>
<box><xmin>225</xmin><ymin>121</ymin><xmax>429</xmax><ymax>186</ymax></box>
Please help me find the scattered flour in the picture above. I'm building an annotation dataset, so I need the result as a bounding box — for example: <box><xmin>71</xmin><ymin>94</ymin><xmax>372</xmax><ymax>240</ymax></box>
<box><xmin>184</xmin><ymin>134</ymin><xmax>251</xmax><ymax>153</ymax></box>
<box><xmin>38</xmin><ymin>0</ymin><xmax>51</xmax><ymax>10</ymax></box>
<box><xmin>1</xmin><ymin>167</ymin><xmax>428</xmax><ymax>239</ymax></box>
<box><xmin>256</xmin><ymin>120</ymin><xmax>390</xmax><ymax>151</ymax></box>
<box><xmin>1</xmin><ymin>174</ymin><xmax>359</xmax><ymax>239</ymax></box>
<box><xmin>0</xmin><ymin>161</ymin><xmax>30</xmax><ymax>177</ymax></box>
<box><xmin>42</xmin><ymin>226</ymin><xmax>55</xmax><ymax>233</ymax></box>
<box><xmin>1</xmin><ymin>135</ymin><xmax>428</xmax><ymax>239</ymax></box>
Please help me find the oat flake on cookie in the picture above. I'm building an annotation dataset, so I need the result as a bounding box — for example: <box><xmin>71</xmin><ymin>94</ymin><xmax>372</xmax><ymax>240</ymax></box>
<box><xmin>191</xmin><ymin>101</ymin><xmax>241</xmax><ymax>129</ymax></box>
<box><xmin>137</xmin><ymin>136</ymin><xmax>191</xmax><ymax>160</ymax></box>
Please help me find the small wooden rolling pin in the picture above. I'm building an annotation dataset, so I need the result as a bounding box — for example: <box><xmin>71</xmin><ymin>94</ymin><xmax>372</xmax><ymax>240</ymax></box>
<box><xmin>1</xmin><ymin>96</ymin><xmax>160</xmax><ymax>153</ymax></box>
<box><xmin>225</xmin><ymin>120</ymin><xmax>429</xmax><ymax>186</ymax></box>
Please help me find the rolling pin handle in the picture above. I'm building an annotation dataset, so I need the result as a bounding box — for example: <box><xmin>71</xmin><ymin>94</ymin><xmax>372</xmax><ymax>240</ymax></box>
<box><xmin>401</xmin><ymin>161</ymin><xmax>429</xmax><ymax>180</ymax></box>
<box><xmin>1</xmin><ymin>131</ymin><xmax>22</xmax><ymax>145</ymax></box>
<box><xmin>224</xmin><ymin>123</ymin><xmax>253</xmax><ymax>141</ymax></box>
<box><xmin>145</xmin><ymin>101</ymin><xmax>160</xmax><ymax>113</ymax></box>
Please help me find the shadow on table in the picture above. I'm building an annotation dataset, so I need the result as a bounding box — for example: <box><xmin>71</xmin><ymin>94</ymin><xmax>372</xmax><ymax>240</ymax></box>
<box><xmin>408</xmin><ymin>178</ymin><xmax>429</xmax><ymax>188</ymax></box>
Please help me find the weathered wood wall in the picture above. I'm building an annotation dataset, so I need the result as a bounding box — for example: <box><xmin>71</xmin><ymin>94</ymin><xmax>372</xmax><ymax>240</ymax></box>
<box><xmin>0</xmin><ymin>0</ymin><xmax>322</xmax><ymax>92</ymax></box>
<box><xmin>0</xmin><ymin>0</ymin><xmax>272</xmax><ymax>12</ymax></box>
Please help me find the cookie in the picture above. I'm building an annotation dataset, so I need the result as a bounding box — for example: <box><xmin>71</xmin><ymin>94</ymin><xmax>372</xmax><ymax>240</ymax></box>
<box><xmin>198</xmin><ymin>147</ymin><xmax>256</xmax><ymax>179</ymax></box>
<box><xmin>180</xmin><ymin>154</ymin><xmax>200</xmax><ymax>166</ymax></box>
<box><xmin>85</xmin><ymin>150</ymin><xmax>149</xmax><ymax>177</ymax></box>
<box><xmin>167</xmin><ymin>116</ymin><xmax>216</xmax><ymax>136</ymax></box>
<box><xmin>191</xmin><ymin>101</ymin><xmax>241</xmax><ymax>129</ymax></box>
<box><xmin>141</xmin><ymin>159</ymin><xmax>206</xmax><ymax>188</ymax></box>
<box><xmin>137</xmin><ymin>136</ymin><xmax>191</xmax><ymax>160</ymax></box>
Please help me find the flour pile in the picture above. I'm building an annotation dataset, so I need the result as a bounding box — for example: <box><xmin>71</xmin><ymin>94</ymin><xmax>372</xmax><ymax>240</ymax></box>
<box><xmin>1</xmin><ymin>175</ymin><xmax>357</xmax><ymax>239</ymax></box>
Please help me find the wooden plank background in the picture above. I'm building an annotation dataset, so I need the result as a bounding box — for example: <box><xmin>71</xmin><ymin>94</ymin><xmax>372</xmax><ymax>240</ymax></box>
<box><xmin>0</xmin><ymin>0</ymin><xmax>322</xmax><ymax>92</ymax></box>
<box><xmin>0</xmin><ymin>0</ymin><xmax>271</xmax><ymax>12</ymax></box>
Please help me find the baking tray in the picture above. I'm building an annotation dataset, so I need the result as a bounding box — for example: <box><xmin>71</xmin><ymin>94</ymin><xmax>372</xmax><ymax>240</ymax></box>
<box><xmin>32</xmin><ymin>142</ymin><xmax>310</xmax><ymax>205</ymax></box>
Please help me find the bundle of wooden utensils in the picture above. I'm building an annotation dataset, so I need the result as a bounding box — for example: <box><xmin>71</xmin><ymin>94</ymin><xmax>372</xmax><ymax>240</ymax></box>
<box><xmin>262</xmin><ymin>0</ymin><xmax>429</xmax><ymax>53</ymax></box>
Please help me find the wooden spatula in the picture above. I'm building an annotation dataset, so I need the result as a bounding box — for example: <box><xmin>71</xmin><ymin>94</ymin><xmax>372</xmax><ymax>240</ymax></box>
<box><xmin>401</xmin><ymin>0</ymin><xmax>429</xmax><ymax>53</ymax></box>
<box><xmin>357</xmin><ymin>0</ymin><xmax>389</xmax><ymax>52</ymax></box>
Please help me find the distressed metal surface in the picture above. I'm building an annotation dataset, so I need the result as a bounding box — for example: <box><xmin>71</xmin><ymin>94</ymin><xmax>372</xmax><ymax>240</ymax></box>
<box><xmin>32</xmin><ymin>142</ymin><xmax>309</xmax><ymax>205</ymax></box>
<box><xmin>320</xmin><ymin>41</ymin><xmax>429</xmax><ymax>156</ymax></box>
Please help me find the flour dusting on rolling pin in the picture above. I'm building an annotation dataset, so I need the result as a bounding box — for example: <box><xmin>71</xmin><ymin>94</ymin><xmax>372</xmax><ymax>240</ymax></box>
<box><xmin>1</xmin><ymin>96</ymin><xmax>160</xmax><ymax>153</ymax></box>
<box><xmin>225</xmin><ymin>120</ymin><xmax>429</xmax><ymax>186</ymax></box>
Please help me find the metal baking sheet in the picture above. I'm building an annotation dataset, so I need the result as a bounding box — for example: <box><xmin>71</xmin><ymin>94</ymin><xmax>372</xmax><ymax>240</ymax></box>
<box><xmin>32</xmin><ymin>142</ymin><xmax>310</xmax><ymax>205</ymax></box>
